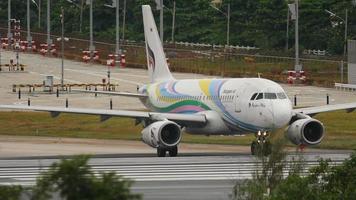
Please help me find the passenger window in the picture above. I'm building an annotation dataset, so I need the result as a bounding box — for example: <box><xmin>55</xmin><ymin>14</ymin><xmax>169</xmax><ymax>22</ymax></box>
<box><xmin>250</xmin><ymin>93</ymin><xmax>258</xmax><ymax>100</ymax></box>
<box><xmin>256</xmin><ymin>93</ymin><xmax>263</xmax><ymax>100</ymax></box>
<box><xmin>264</xmin><ymin>93</ymin><xmax>277</xmax><ymax>99</ymax></box>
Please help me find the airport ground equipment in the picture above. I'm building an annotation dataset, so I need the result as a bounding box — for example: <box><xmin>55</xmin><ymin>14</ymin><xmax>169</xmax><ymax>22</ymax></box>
<box><xmin>0</xmin><ymin>59</ymin><xmax>26</xmax><ymax>72</ymax></box>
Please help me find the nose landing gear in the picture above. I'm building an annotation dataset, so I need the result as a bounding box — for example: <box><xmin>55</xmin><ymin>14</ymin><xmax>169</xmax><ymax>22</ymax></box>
<box><xmin>157</xmin><ymin>146</ymin><xmax>178</xmax><ymax>157</ymax></box>
<box><xmin>251</xmin><ymin>131</ymin><xmax>272</xmax><ymax>156</ymax></box>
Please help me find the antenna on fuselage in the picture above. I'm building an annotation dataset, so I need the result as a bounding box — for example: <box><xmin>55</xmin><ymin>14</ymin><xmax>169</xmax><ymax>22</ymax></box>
<box><xmin>258</xmin><ymin>73</ymin><xmax>261</xmax><ymax>78</ymax></box>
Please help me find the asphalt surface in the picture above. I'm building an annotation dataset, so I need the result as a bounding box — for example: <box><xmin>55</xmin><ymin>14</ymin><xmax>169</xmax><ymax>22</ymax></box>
<box><xmin>0</xmin><ymin>152</ymin><xmax>351</xmax><ymax>200</ymax></box>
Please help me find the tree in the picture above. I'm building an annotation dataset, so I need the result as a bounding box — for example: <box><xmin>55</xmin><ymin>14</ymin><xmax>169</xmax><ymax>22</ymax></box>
<box><xmin>0</xmin><ymin>0</ymin><xmax>355</xmax><ymax>53</ymax></box>
<box><xmin>0</xmin><ymin>185</ymin><xmax>23</xmax><ymax>200</ymax></box>
<box><xmin>233</xmin><ymin>138</ymin><xmax>356</xmax><ymax>200</ymax></box>
<box><xmin>31</xmin><ymin>155</ymin><xmax>141</xmax><ymax>200</ymax></box>
<box><xmin>231</xmin><ymin>132</ymin><xmax>292</xmax><ymax>200</ymax></box>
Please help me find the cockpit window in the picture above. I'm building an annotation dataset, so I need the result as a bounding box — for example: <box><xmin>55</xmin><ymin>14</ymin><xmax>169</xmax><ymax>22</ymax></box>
<box><xmin>250</xmin><ymin>93</ymin><xmax>258</xmax><ymax>100</ymax></box>
<box><xmin>255</xmin><ymin>93</ymin><xmax>263</xmax><ymax>100</ymax></box>
<box><xmin>277</xmin><ymin>92</ymin><xmax>287</xmax><ymax>99</ymax></box>
<box><xmin>264</xmin><ymin>93</ymin><xmax>277</xmax><ymax>99</ymax></box>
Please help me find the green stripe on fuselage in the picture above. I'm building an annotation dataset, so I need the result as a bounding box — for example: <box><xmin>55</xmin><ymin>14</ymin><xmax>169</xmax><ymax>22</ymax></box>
<box><xmin>152</xmin><ymin>100</ymin><xmax>211</xmax><ymax>112</ymax></box>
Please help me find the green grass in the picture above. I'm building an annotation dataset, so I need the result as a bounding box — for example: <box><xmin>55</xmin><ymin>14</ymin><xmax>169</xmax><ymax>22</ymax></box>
<box><xmin>0</xmin><ymin>111</ymin><xmax>355</xmax><ymax>150</ymax></box>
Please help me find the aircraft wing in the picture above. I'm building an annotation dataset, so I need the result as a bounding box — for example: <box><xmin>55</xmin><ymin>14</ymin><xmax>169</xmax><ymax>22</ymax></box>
<box><xmin>72</xmin><ymin>89</ymin><xmax>148</xmax><ymax>98</ymax></box>
<box><xmin>293</xmin><ymin>102</ymin><xmax>356</xmax><ymax>116</ymax></box>
<box><xmin>0</xmin><ymin>105</ymin><xmax>206</xmax><ymax>126</ymax></box>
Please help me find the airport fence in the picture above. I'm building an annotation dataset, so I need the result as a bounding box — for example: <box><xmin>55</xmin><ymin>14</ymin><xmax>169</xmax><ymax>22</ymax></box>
<box><xmin>0</xmin><ymin>28</ymin><xmax>346</xmax><ymax>87</ymax></box>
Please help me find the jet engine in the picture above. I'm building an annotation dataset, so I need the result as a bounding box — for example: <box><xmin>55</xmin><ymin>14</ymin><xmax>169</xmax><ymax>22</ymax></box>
<box><xmin>141</xmin><ymin>120</ymin><xmax>182</xmax><ymax>148</ymax></box>
<box><xmin>286</xmin><ymin>118</ymin><xmax>324</xmax><ymax>146</ymax></box>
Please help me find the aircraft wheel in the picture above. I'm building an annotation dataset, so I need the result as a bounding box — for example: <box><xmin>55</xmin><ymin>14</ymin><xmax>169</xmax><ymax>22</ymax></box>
<box><xmin>157</xmin><ymin>147</ymin><xmax>166</xmax><ymax>157</ymax></box>
<box><xmin>168</xmin><ymin>146</ymin><xmax>178</xmax><ymax>157</ymax></box>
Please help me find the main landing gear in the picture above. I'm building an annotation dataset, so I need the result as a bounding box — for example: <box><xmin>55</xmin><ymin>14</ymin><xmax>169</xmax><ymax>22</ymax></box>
<box><xmin>251</xmin><ymin>131</ymin><xmax>272</xmax><ymax>156</ymax></box>
<box><xmin>157</xmin><ymin>146</ymin><xmax>178</xmax><ymax>157</ymax></box>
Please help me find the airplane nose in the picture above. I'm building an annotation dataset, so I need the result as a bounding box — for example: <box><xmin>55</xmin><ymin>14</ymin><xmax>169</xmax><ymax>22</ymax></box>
<box><xmin>272</xmin><ymin>101</ymin><xmax>292</xmax><ymax>128</ymax></box>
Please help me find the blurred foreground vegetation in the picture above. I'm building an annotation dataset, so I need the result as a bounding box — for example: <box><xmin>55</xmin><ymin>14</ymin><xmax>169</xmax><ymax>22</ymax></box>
<box><xmin>232</xmin><ymin>136</ymin><xmax>356</xmax><ymax>200</ymax></box>
<box><xmin>0</xmin><ymin>155</ymin><xmax>141</xmax><ymax>200</ymax></box>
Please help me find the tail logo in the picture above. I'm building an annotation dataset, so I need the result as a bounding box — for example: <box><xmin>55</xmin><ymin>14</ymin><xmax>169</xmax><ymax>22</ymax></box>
<box><xmin>148</xmin><ymin>45</ymin><xmax>155</xmax><ymax>71</ymax></box>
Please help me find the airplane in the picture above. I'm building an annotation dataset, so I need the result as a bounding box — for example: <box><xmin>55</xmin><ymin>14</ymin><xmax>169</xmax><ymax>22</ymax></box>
<box><xmin>1</xmin><ymin>5</ymin><xmax>356</xmax><ymax>157</ymax></box>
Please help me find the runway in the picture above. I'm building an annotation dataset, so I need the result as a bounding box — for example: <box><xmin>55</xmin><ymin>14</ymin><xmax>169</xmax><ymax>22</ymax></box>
<box><xmin>0</xmin><ymin>152</ymin><xmax>351</xmax><ymax>200</ymax></box>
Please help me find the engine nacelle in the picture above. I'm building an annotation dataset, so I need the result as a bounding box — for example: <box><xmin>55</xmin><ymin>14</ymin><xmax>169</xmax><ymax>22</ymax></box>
<box><xmin>141</xmin><ymin>120</ymin><xmax>182</xmax><ymax>148</ymax></box>
<box><xmin>286</xmin><ymin>118</ymin><xmax>324</xmax><ymax>146</ymax></box>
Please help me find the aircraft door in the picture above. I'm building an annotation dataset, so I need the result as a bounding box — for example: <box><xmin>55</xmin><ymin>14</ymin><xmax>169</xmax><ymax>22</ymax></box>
<box><xmin>235</xmin><ymin>84</ymin><xmax>249</xmax><ymax>113</ymax></box>
<box><xmin>234</xmin><ymin>89</ymin><xmax>242</xmax><ymax>113</ymax></box>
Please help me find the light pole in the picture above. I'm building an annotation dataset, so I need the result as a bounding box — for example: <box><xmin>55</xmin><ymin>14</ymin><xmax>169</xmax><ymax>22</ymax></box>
<box><xmin>88</xmin><ymin>0</ymin><xmax>95</xmax><ymax>61</ymax></box>
<box><xmin>294</xmin><ymin>0</ymin><xmax>300</xmax><ymax>72</ymax></box>
<box><xmin>286</xmin><ymin>5</ymin><xmax>289</xmax><ymax>51</ymax></box>
<box><xmin>27</xmin><ymin>0</ymin><xmax>32</xmax><ymax>49</ymax></box>
<box><xmin>172</xmin><ymin>0</ymin><xmax>176</xmax><ymax>43</ymax></box>
<box><xmin>66</xmin><ymin>0</ymin><xmax>84</xmax><ymax>33</ymax></box>
<box><xmin>210</xmin><ymin>2</ymin><xmax>230</xmax><ymax>47</ymax></box>
<box><xmin>162</xmin><ymin>1</ymin><xmax>176</xmax><ymax>43</ymax></box>
<box><xmin>122</xmin><ymin>0</ymin><xmax>126</xmax><ymax>43</ymax></box>
<box><xmin>160</xmin><ymin>0</ymin><xmax>164</xmax><ymax>43</ymax></box>
<box><xmin>104</xmin><ymin>0</ymin><xmax>121</xmax><ymax>55</ymax></box>
<box><xmin>58</xmin><ymin>7</ymin><xmax>68</xmax><ymax>89</ymax></box>
<box><xmin>154</xmin><ymin>0</ymin><xmax>164</xmax><ymax>43</ymax></box>
<box><xmin>46</xmin><ymin>0</ymin><xmax>52</xmax><ymax>54</ymax></box>
<box><xmin>325</xmin><ymin>9</ymin><xmax>348</xmax><ymax>59</ymax></box>
<box><xmin>31</xmin><ymin>0</ymin><xmax>41</xmax><ymax>29</ymax></box>
<box><xmin>80</xmin><ymin>0</ymin><xmax>84</xmax><ymax>33</ymax></box>
<box><xmin>38</xmin><ymin>0</ymin><xmax>41</xmax><ymax>29</ymax></box>
<box><xmin>115</xmin><ymin>0</ymin><xmax>120</xmax><ymax>56</ymax></box>
<box><xmin>325</xmin><ymin>9</ymin><xmax>349</xmax><ymax>83</ymax></box>
<box><xmin>7</xmin><ymin>0</ymin><xmax>12</xmax><ymax>46</ymax></box>
<box><xmin>104</xmin><ymin>0</ymin><xmax>121</xmax><ymax>86</ymax></box>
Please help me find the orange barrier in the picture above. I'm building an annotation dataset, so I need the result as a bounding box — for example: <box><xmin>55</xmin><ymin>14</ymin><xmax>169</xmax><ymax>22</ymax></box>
<box><xmin>83</xmin><ymin>50</ymin><xmax>100</xmax><ymax>63</ymax></box>
<box><xmin>20</xmin><ymin>41</ymin><xmax>37</xmax><ymax>52</ymax></box>
<box><xmin>287</xmin><ymin>70</ymin><xmax>306</xmax><ymax>84</ymax></box>
<box><xmin>120</xmin><ymin>54</ymin><xmax>126</xmax><ymax>68</ymax></box>
<box><xmin>39</xmin><ymin>43</ymin><xmax>57</xmax><ymax>56</ymax></box>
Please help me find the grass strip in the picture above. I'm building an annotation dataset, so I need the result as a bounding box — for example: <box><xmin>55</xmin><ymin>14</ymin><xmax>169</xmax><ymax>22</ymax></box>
<box><xmin>0</xmin><ymin>111</ymin><xmax>355</xmax><ymax>150</ymax></box>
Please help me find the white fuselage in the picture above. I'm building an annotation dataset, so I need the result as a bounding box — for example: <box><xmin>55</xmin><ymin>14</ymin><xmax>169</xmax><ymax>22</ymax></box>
<box><xmin>139</xmin><ymin>78</ymin><xmax>293</xmax><ymax>135</ymax></box>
